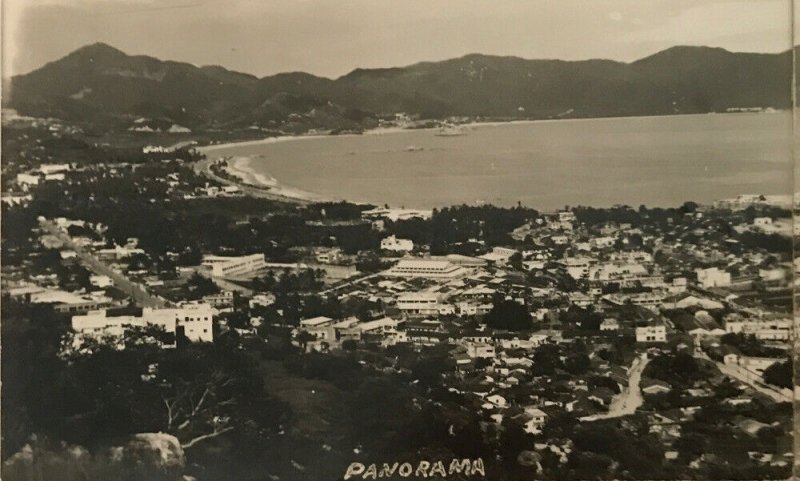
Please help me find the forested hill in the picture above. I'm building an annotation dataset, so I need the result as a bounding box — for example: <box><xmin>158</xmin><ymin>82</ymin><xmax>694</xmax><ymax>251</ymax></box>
<box><xmin>5</xmin><ymin>42</ymin><xmax>792</xmax><ymax>132</ymax></box>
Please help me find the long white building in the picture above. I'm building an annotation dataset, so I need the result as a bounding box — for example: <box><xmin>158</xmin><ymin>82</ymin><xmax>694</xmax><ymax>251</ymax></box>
<box><xmin>383</xmin><ymin>259</ymin><xmax>468</xmax><ymax>278</ymax></box>
<box><xmin>72</xmin><ymin>303</ymin><xmax>214</xmax><ymax>346</ymax></box>
<box><xmin>202</xmin><ymin>254</ymin><xmax>267</xmax><ymax>278</ymax></box>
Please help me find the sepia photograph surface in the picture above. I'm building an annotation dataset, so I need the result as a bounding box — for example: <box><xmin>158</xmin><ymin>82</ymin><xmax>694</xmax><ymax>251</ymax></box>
<box><xmin>0</xmin><ymin>1</ymin><xmax>797</xmax><ymax>480</ymax></box>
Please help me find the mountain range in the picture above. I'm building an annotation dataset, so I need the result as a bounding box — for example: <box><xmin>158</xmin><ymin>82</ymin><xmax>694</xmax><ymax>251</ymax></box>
<box><xmin>4</xmin><ymin>42</ymin><xmax>793</xmax><ymax>132</ymax></box>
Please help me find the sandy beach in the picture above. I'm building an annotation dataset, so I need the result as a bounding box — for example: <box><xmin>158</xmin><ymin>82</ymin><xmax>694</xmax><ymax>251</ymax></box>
<box><xmin>223</xmin><ymin>156</ymin><xmax>329</xmax><ymax>203</ymax></box>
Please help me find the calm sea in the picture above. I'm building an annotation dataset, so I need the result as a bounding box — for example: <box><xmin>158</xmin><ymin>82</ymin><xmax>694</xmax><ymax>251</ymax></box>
<box><xmin>205</xmin><ymin>113</ymin><xmax>793</xmax><ymax>210</ymax></box>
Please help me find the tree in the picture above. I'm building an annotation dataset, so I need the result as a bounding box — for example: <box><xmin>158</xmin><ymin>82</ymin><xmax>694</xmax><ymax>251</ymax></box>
<box><xmin>295</xmin><ymin>330</ymin><xmax>316</xmax><ymax>351</ymax></box>
<box><xmin>564</xmin><ymin>353</ymin><xmax>591</xmax><ymax>375</ymax></box>
<box><xmin>763</xmin><ymin>358</ymin><xmax>792</xmax><ymax>389</ymax></box>
<box><xmin>674</xmin><ymin>433</ymin><xmax>707</xmax><ymax>461</ymax></box>
<box><xmin>186</xmin><ymin>273</ymin><xmax>219</xmax><ymax>299</ymax></box>
<box><xmin>483</xmin><ymin>300</ymin><xmax>532</xmax><ymax>331</ymax></box>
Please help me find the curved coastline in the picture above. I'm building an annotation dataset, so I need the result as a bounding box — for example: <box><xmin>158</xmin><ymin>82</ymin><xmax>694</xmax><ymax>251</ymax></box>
<box><xmin>193</xmin><ymin>155</ymin><xmax>330</xmax><ymax>205</ymax></box>
<box><xmin>194</xmin><ymin>111</ymin><xmax>789</xmax><ymax>209</ymax></box>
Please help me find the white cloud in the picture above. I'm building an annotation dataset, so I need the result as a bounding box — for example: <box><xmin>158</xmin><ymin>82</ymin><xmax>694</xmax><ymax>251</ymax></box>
<box><xmin>609</xmin><ymin>11</ymin><xmax>623</xmax><ymax>21</ymax></box>
<box><xmin>620</xmin><ymin>0</ymin><xmax>790</xmax><ymax>51</ymax></box>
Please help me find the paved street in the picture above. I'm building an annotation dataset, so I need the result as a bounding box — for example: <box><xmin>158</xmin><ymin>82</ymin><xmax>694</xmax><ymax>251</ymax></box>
<box><xmin>692</xmin><ymin>348</ymin><xmax>791</xmax><ymax>403</ymax></box>
<box><xmin>715</xmin><ymin>362</ymin><xmax>792</xmax><ymax>403</ymax></box>
<box><xmin>40</xmin><ymin>220</ymin><xmax>167</xmax><ymax>308</ymax></box>
<box><xmin>581</xmin><ymin>354</ymin><xmax>649</xmax><ymax>422</ymax></box>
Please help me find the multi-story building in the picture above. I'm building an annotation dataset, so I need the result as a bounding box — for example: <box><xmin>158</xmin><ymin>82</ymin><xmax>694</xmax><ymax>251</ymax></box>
<box><xmin>380</xmin><ymin>235</ymin><xmax>414</xmax><ymax>252</ymax></box>
<box><xmin>396</xmin><ymin>292</ymin><xmax>446</xmax><ymax>317</ymax></box>
<box><xmin>635</xmin><ymin>324</ymin><xmax>666</xmax><ymax>343</ymax></box>
<box><xmin>202</xmin><ymin>254</ymin><xmax>267</xmax><ymax>278</ymax></box>
<box><xmin>72</xmin><ymin>303</ymin><xmax>214</xmax><ymax>346</ymax></box>
<box><xmin>384</xmin><ymin>259</ymin><xmax>468</xmax><ymax>278</ymax></box>
<box><xmin>695</xmin><ymin>267</ymin><xmax>731</xmax><ymax>289</ymax></box>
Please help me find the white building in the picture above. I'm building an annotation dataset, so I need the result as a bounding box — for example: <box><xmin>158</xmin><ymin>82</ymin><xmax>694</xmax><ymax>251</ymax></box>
<box><xmin>562</xmin><ymin>257</ymin><xmax>593</xmax><ymax>280</ymax></box>
<box><xmin>384</xmin><ymin>259</ymin><xmax>468</xmax><ymax>278</ymax></box>
<box><xmin>380</xmin><ymin>235</ymin><xmax>414</xmax><ymax>252</ymax></box>
<box><xmin>479</xmin><ymin>247</ymin><xmax>517</xmax><ymax>265</ymax></box>
<box><xmin>724</xmin><ymin>318</ymin><xmax>792</xmax><ymax>341</ymax></box>
<box><xmin>635</xmin><ymin>324</ymin><xmax>666</xmax><ymax>343</ymax></box>
<box><xmin>299</xmin><ymin>316</ymin><xmax>335</xmax><ymax>342</ymax></box>
<box><xmin>72</xmin><ymin>303</ymin><xmax>214</xmax><ymax>346</ymax></box>
<box><xmin>249</xmin><ymin>293</ymin><xmax>276</xmax><ymax>309</ymax></box>
<box><xmin>600</xmin><ymin>318</ymin><xmax>620</xmax><ymax>331</ymax></box>
<box><xmin>523</xmin><ymin>407</ymin><xmax>548</xmax><ymax>435</ymax></box>
<box><xmin>315</xmin><ymin>247</ymin><xmax>343</xmax><ymax>264</ymax></box>
<box><xmin>202</xmin><ymin>254</ymin><xmax>267</xmax><ymax>278</ymax></box>
<box><xmin>466</xmin><ymin>342</ymin><xmax>496</xmax><ymax>359</ymax></box>
<box><xmin>89</xmin><ymin>275</ymin><xmax>114</xmax><ymax>288</ymax></box>
<box><xmin>300</xmin><ymin>316</ymin><xmax>334</xmax><ymax>329</ymax></box>
<box><xmin>39</xmin><ymin>163</ymin><xmax>71</xmax><ymax>175</ymax></box>
<box><xmin>16</xmin><ymin>173</ymin><xmax>40</xmax><ymax>186</ymax></box>
<box><xmin>695</xmin><ymin>267</ymin><xmax>731</xmax><ymax>289</ymax></box>
<box><xmin>396</xmin><ymin>292</ymin><xmax>445</xmax><ymax>317</ymax></box>
<box><xmin>357</xmin><ymin>317</ymin><xmax>400</xmax><ymax>336</ymax></box>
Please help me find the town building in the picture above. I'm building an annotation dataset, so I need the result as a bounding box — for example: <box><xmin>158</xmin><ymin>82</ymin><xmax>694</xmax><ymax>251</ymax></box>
<box><xmin>380</xmin><ymin>235</ymin><xmax>414</xmax><ymax>252</ymax></box>
<box><xmin>396</xmin><ymin>292</ymin><xmax>446</xmax><ymax>317</ymax></box>
<box><xmin>384</xmin><ymin>259</ymin><xmax>468</xmax><ymax>278</ymax></box>
<box><xmin>635</xmin><ymin>324</ymin><xmax>666</xmax><ymax>343</ymax></box>
<box><xmin>695</xmin><ymin>267</ymin><xmax>731</xmax><ymax>288</ymax></box>
<box><xmin>600</xmin><ymin>318</ymin><xmax>620</xmax><ymax>332</ymax></box>
<box><xmin>202</xmin><ymin>254</ymin><xmax>267</xmax><ymax>278</ymax></box>
<box><xmin>466</xmin><ymin>342</ymin><xmax>496</xmax><ymax>359</ymax></box>
<box><xmin>71</xmin><ymin>303</ymin><xmax>214</xmax><ymax>346</ymax></box>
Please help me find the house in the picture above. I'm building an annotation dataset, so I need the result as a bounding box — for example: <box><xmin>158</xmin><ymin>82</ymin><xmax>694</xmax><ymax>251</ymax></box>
<box><xmin>479</xmin><ymin>247</ymin><xmax>517</xmax><ymax>265</ymax></box>
<box><xmin>670</xmin><ymin>294</ymin><xmax>724</xmax><ymax>311</ymax></box>
<box><xmin>380</xmin><ymin>235</ymin><xmax>414</xmax><ymax>252</ymax></box>
<box><xmin>396</xmin><ymin>292</ymin><xmax>444</xmax><ymax>316</ymax></box>
<box><xmin>588</xmin><ymin>387</ymin><xmax>616</xmax><ymax>407</ymax></box>
<box><xmin>16</xmin><ymin>173</ymin><xmax>40</xmax><ymax>186</ymax></box>
<box><xmin>202</xmin><ymin>290</ymin><xmax>235</xmax><ymax>309</ymax></box>
<box><xmin>315</xmin><ymin>247</ymin><xmax>343</xmax><ymax>264</ymax></box>
<box><xmin>466</xmin><ymin>342</ymin><xmax>496</xmax><ymax>359</ymax></box>
<box><xmin>522</xmin><ymin>407</ymin><xmax>548</xmax><ymax>435</ymax></box>
<box><xmin>357</xmin><ymin>317</ymin><xmax>399</xmax><ymax>336</ymax></box>
<box><xmin>695</xmin><ymin>267</ymin><xmax>731</xmax><ymax>289</ymax></box>
<box><xmin>71</xmin><ymin>303</ymin><xmax>214</xmax><ymax>346</ymax></box>
<box><xmin>635</xmin><ymin>324</ymin><xmax>666</xmax><ymax>343</ymax></box>
<box><xmin>298</xmin><ymin>316</ymin><xmax>336</xmax><ymax>342</ymax></box>
<box><xmin>642</xmin><ymin>379</ymin><xmax>672</xmax><ymax>395</ymax></box>
<box><xmin>89</xmin><ymin>275</ymin><xmax>114</xmax><ymax>288</ymax></box>
<box><xmin>600</xmin><ymin>318</ymin><xmax>620</xmax><ymax>332</ymax></box>
<box><xmin>249</xmin><ymin>293</ymin><xmax>276</xmax><ymax>309</ymax></box>
<box><xmin>39</xmin><ymin>163</ymin><xmax>71</xmax><ymax>175</ymax></box>
<box><xmin>561</xmin><ymin>257</ymin><xmax>592</xmax><ymax>280</ymax></box>
<box><xmin>486</xmin><ymin>394</ymin><xmax>507</xmax><ymax>408</ymax></box>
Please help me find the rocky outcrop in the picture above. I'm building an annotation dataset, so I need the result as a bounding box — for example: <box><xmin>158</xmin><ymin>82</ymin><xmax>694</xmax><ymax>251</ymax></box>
<box><xmin>3</xmin><ymin>433</ymin><xmax>186</xmax><ymax>481</ymax></box>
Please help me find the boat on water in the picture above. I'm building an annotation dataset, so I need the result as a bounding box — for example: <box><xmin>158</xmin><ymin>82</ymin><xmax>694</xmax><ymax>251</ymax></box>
<box><xmin>434</xmin><ymin>124</ymin><xmax>468</xmax><ymax>137</ymax></box>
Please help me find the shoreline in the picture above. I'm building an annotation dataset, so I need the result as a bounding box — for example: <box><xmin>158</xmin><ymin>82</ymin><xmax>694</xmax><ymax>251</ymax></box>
<box><xmin>223</xmin><ymin>156</ymin><xmax>331</xmax><ymax>203</ymax></box>
<box><xmin>196</xmin><ymin>110</ymin><xmax>786</xmax><ymax>154</ymax></box>
<box><xmin>194</xmin><ymin>110</ymin><xmax>791</xmax><ymax>210</ymax></box>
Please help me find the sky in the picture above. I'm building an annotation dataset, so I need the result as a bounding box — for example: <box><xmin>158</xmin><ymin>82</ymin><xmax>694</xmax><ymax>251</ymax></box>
<box><xmin>2</xmin><ymin>0</ymin><xmax>794</xmax><ymax>79</ymax></box>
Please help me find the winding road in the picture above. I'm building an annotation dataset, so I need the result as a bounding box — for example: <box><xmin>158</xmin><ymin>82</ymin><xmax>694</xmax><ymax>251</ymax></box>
<box><xmin>40</xmin><ymin>219</ymin><xmax>167</xmax><ymax>308</ymax></box>
<box><xmin>581</xmin><ymin>353</ymin><xmax>650</xmax><ymax>422</ymax></box>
